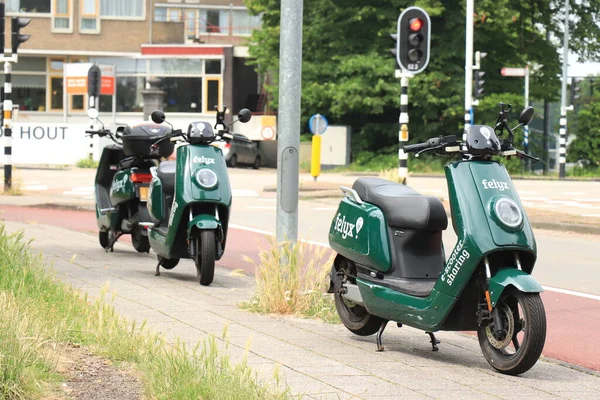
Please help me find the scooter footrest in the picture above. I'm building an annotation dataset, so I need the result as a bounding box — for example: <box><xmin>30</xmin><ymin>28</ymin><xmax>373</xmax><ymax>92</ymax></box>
<box><xmin>100</xmin><ymin>207</ymin><xmax>116</xmax><ymax>214</ymax></box>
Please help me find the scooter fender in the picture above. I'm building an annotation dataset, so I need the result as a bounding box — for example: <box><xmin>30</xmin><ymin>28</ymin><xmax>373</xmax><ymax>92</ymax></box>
<box><xmin>488</xmin><ymin>268</ymin><xmax>544</xmax><ymax>307</ymax></box>
<box><xmin>187</xmin><ymin>214</ymin><xmax>222</xmax><ymax>238</ymax></box>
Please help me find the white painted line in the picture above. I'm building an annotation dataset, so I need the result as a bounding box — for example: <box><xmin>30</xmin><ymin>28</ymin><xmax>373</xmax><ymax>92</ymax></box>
<box><xmin>313</xmin><ymin>207</ymin><xmax>338</xmax><ymax>211</ymax></box>
<box><xmin>246</xmin><ymin>206</ymin><xmax>275</xmax><ymax>210</ymax></box>
<box><xmin>23</xmin><ymin>185</ymin><xmax>49</xmax><ymax>191</ymax></box>
<box><xmin>564</xmin><ymin>192</ymin><xmax>585</xmax><ymax>195</ymax></box>
<box><xmin>517</xmin><ymin>191</ymin><xmax>538</xmax><ymax>195</ymax></box>
<box><xmin>24</xmin><ymin>181</ymin><xmax>41</xmax><ymax>185</ymax></box>
<box><xmin>229</xmin><ymin>223</ymin><xmax>600</xmax><ymax>302</ymax></box>
<box><xmin>520</xmin><ymin>197</ymin><xmax>550</xmax><ymax>201</ymax></box>
<box><xmin>71</xmin><ymin>186</ymin><xmax>95</xmax><ymax>192</ymax></box>
<box><xmin>581</xmin><ymin>214</ymin><xmax>600</xmax><ymax>218</ymax></box>
<box><xmin>83</xmin><ymin>196</ymin><xmax>95</xmax><ymax>200</ymax></box>
<box><xmin>542</xmin><ymin>286</ymin><xmax>600</xmax><ymax>301</ymax></box>
<box><xmin>258</xmin><ymin>198</ymin><xmax>277</xmax><ymax>202</ymax></box>
<box><xmin>529</xmin><ymin>204</ymin><xmax>558</xmax><ymax>209</ymax></box>
<box><xmin>232</xmin><ymin>189</ymin><xmax>259</xmax><ymax>197</ymax></box>
<box><xmin>422</xmin><ymin>189</ymin><xmax>442</xmax><ymax>193</ymax></box>
<box><xmin>574</xmin><ymin>198</ymin><xmax>600</xmax><ymax>203</ymax></box>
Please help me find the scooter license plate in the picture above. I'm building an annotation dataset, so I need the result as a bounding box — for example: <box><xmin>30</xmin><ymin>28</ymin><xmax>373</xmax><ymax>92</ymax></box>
<box><xmin>139</xmin><ymin>186</ymin><xmax>149</xmax><ymax>202</ymax></box>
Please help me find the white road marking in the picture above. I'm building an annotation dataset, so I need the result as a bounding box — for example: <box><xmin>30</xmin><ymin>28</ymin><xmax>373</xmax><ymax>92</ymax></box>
<box><xmin>313</xmin><ymin>207</ymin><xmax>338</xmax><ymax>211</ymax></box>
<box><xmin>232</xmin><ymin>189</ymin><xmax>259</xmax><ymax>197</ymax></box>
<box><xmin>246</xmin><ymin>206</ymin><xmax>275</xmax><ymax>210</ymax></box>
<box><xmin>574</xmin><ymin>198</ymin><xmax>600</xmax><ymax>203</ymax></box>
<box><xmin>581</xmin><ymin>214</ymin><xmax>600</xmax><ymax>218</ymax></box>
<box><xmin>520</xmin><ymin>197</ymin><xmax>550</xmax><ymax>201</ymax></box>
<box><xmin>517</xmin><ymin>191</ymin><xmax>538</xmax><ymax>195</ymax></box>
<box><xmin>22</xmin><ymin>185</ymin><xmax>49</xmax><ymax>191</ymax></box>
<box><xmin>258</xmin><ymin>198</ymin><xmax>277</xmax><ymax>202</ymax></box>
<box><xmin>229</xmin><ymin>223</ymin><xmax>600</xmax><ymax>302</ymax></box>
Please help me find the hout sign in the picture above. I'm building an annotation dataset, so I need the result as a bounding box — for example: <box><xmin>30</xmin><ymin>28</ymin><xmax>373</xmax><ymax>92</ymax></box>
<box><xmin>0</xmin><ymin>124</ymin><xmax>91</xmax><ymax>165</ymax></box>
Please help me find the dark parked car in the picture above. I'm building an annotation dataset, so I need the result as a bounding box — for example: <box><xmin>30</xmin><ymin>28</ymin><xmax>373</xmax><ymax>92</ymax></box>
<box><xmin>213</xmin><ymin>133</ymin><xmax>261</xmax><ymax>169</ymax></box>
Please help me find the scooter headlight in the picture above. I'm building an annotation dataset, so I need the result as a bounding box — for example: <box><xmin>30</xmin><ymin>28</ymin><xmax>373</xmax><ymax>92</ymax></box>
<box><xmin>494</xmin><ymin>198</ymin><xmax>523</xmax><ymax>228</ymax></box>
<box><xmin>196</xmin><ymin>169</ymin><xmax>218</xmax><ymax>189</ymax></box>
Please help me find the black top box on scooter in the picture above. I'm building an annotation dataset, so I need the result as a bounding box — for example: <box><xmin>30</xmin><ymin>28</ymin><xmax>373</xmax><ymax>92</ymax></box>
<box><xmin>121</xmin><ymin>123</ymin><xmax>174</xmax><ymax>158</ymax></box>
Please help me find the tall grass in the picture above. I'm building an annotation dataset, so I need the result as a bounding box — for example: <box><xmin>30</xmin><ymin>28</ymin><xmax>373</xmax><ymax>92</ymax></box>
<box><xmin>0</xmin><ymin>224</ymin><xmax>291</xmax><ymax>400</ymax></box>
<box><xmin>241</xmin><ymin>238</ymin><xmax>339</xmax><ymax>324</ymax></box>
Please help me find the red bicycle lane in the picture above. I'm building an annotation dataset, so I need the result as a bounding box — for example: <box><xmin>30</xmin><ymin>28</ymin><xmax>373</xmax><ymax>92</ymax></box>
<box><xmin>1</xmin><ymin>204</ymin><xmax>599</xmax><ymax>372</ymax></box>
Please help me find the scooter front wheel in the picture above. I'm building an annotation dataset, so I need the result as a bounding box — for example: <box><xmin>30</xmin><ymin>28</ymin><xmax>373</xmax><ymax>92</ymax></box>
<box><xmin>194</xmin><ymin>230</ymin><xmax>215</xmax><ymax>286</ymax></box>
<box><xmin>477</xmin><ymin>291</ymin><xmax>546</xmax><ymax>375</ymax></box>
<box><xmin>132</xmin><ymin>227</ymin><xmax>150</xmax><ymax>253</ymax></box>
<box><xmin>99</xmin><ymin>231</ymin><xmax>109</xmax><ymax>249</ymax></box>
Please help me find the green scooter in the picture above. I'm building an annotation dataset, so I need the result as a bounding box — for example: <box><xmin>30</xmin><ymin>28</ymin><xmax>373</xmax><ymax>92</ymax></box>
<box><xmin>146</xmin><ymin>107</ymin><xmax>252</xmax><ymax>286</ymax></box>
<box><xmin>328</xmin><ymin>103</ymin><xmax>546</xmax><ymax>375</ymax></box>
<box><xmin>86</xmin><ymin>108</ymin><xmax>174</xmax><ymax>253</ymax></box>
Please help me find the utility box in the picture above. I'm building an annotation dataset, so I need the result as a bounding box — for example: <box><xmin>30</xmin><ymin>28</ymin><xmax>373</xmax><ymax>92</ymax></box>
<box><xmin>320</xmin><ymin>125</ymin><xmax>351</xmax><ymax>168</ymax></box>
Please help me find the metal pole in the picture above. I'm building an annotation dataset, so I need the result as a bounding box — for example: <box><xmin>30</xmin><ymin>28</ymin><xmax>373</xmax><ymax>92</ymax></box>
<box><xmin>3</xmin><ymin>61</ymin><xmax>12</xmax><ymax>191</ymax></box>
<box><xmin>524</xmin><ymin>63</ymin><xmax>530</xmax><ymax>171</ymax></box>
<box><xmin>559</xmin><ymin>0</ymin><xmax>569</xmax><ymax>179</ymax></box>
<box><xmin>398</xmin><ymin>71</ymin><xmax>409</xmax><ymax>185</ymax></box>
<box><xmin>464</xmin><ymin>0</ymin><xmax>474</xmax><ymax>141</ymax></box>
<box><xmin>276</xmin><ymin>0</ymin><xmax>303</xmax><ymax>244</ymax></box>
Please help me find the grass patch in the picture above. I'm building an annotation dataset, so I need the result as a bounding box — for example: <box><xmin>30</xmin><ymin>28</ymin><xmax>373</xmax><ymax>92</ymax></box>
<box><xmin>76</xmin><ymin>158</ymin><xmax>99</xmax><ymax>168</ymax></box>
<box><xmin>0</xmin><ymin>224</ymin><xmax>291</xmax><ymax>400</ymax></box>
<box><xmin>0</xmin><ymin>171</ymin><xmax>23</xmax><ymax>196</ymax></box>
<box><xmin>241</xmin><ymin>238</ymin><xmax>339</xmax><ymax>324</ymax></box>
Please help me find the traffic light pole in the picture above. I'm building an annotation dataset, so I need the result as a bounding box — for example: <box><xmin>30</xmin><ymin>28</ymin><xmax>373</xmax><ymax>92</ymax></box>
<box><xmin>524</xmin><ymin>64</ymin><xmax>530</xmax><ymax>171</ymax></box>
<box><xmin>397</xmin><ymin>70</ymin><xmax>411</xmax><ymax>184</ymax></box>
<box><xmin>464</xmin><ymin>0</ymin><xmax>474</xmax><ymax>141</ymax></box>
<box><xmin>559</xmin><ymin>0</ymin><xmax>570</xmax><ymax>179</ymax></box>
<box><xmin>3</xmin><ymin>61</ymin><xmax>13</xmax><ymax>191</ymax></box>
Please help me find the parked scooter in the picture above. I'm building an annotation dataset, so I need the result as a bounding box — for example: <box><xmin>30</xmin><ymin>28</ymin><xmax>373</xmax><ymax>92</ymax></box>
<box><xmin>328</xmin><ymin>103</ymin><xmax>546</xmax><ymax>375</ymax></box>
<box><xmin>146</xmin><ymin>106</ymin><xmax>252</xmax><ymax>286</ymax></box>
<box><xmin>86</xmin><ymin>108</ymin><xmax>175</xmax><ymax>253</ymax></box>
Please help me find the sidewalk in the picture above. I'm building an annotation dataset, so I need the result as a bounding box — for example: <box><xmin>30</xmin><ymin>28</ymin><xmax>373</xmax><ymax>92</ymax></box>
<box><xmin>4</xmin><ymin>220</ymin><xmax>600</xmax><ymax>400</ymax></box>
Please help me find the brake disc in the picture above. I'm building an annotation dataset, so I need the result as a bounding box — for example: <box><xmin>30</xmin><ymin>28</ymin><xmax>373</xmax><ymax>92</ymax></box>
<box><xmin>485</xmin><ymin>302</ymin><xmax>515</xmax><ymax>350</ymax></box>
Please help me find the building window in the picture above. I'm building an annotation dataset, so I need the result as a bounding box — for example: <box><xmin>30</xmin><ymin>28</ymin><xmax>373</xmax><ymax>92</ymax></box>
<box><xmin>100</xmin><ymin>0</ymin><xmax>144</xmax><ymax>18</ymax></box>
<box><xmin>205</xmin><ymin>60</ymin><xmax>221</xmax><ymax>75</ymax></box>
<box><xmin>167</xmin><ymin>8</ymin><xmax>181</xmax><ymax>22</ymax></box>
<box><xmin>6</xmin><ymin>0</ymin><xmax>51</xmax><ymax>13</ymax></box>
<box><xmin>50</xmin><ymin>76</ymin><xmax>64</xmax><ymax>110</ymax></box>
<box><xmin>185</xmin><ymin>10</ymin><xmax>197</xmax><ymax>38</ymax></box>
<box><xmin>231</xmin><ymin>10</ymin><xmax>262</xmax><ymax>36</ymax></box>
<box><xmin>206</xmin><ymin>78</ymin><xmax>221</xmax><ymax>112</ymax></box>
<box><xmin>98</xmin><ymin>76</ymin><xmax>144</xmax><ymax>113</ymax></box>
<box><xmin>80</xmin><ymin>0</ymin><xmax>99</xmax><ymax>33</ymax></box>
<box><xmin>53</xmin><ymin>0</ymin><xmax>72</xmax><ymax>31</ymax></box>
<box><xmin>205</xmin><ymin>10</ymin><xmax>222</xmax><ymax>33</ymax></box>
<box><xmin>158</xmin><ymin>77</ymin><xmax>202</xmax><ymax>113</ymax></box>
<box><xmin>154</xmin><ymin>7</ymin><xmax>166</xmax><ymax>22</ymax></box>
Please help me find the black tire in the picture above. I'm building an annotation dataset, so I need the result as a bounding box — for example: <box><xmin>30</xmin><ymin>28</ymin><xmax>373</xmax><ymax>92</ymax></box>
<box><xmin>478</xmin><ymin>291</ymin><xmax>546</xmax><ymax>375</ymax></box>
<box><xmin>160</xmin><ymin>257</ymin><xmax>179</xmax><ymax>270</ymax></box>
<box><xmin>99</xmin><ymin>231</ymin><xmax>109</xmax><ymax>248</ymax></box>
<box><xmin>252</xmin><ymin>155</ymin><xmax>261</xmax><ymax>170</ymax></box>
<box><xmin>333</xmin><ymin>258</ymin><xmax>384</xmax><ymax>336</ymax></box>
<box><xmin>194</xmin><ymin>230</ymin><xmax>215</xmax><ymax>286</ymax></box>
<box><xmin>132</xmin><ymin>227</ymin><xmax>150</xmax><ymax>253</ymax></box>
<box><xmin>228</xmin><ymin>154</ymin><xmax>238</xmax><ymax>168</ymax></box>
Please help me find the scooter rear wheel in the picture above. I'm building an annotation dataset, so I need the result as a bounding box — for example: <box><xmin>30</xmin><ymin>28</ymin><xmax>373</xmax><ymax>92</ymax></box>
<box><xmin>477</xmin><ymin>291</ymin><xmax>546</xmax><ymax>375</ymax></box>
<box><xmin>132</xmin><ymin>227</ymin><xmax>150</xmax><ymax>253</ymax></box>
<box><xmin>194</xmin><ymin>230</ymin><xmax>215</xmax><ymax>286</ymax></box>
<box><xmin>99</xmin><ymin>231</ymin><xmax>109</xmax><ymax>249</ymax></box>
<box><xmin>335</xmin><ymin>291</ymin><xmax>384</xmax><ymax>336</ymax></box>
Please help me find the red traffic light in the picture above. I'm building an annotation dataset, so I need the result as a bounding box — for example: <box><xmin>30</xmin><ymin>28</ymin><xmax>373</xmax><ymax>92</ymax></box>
<box><xmin>409</xmin><ymin>18</ymin><xmax>423</xmax><ymax>31</ymax></box>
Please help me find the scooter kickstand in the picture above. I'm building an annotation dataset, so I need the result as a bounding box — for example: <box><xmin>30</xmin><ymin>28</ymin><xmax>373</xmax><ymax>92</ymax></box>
<box><xmin>376</xmin><ymin>320</ymin><xmax>389</xmax><ymax>352</ymax></box>
<box><xmin>155</xmin><ymin>260</ymin><xmax>161</xmax><ymax>276</ymax></box>
<box><xmin>425</xmin><ymin>331</ymin><xmax>440</xmax><ymax>351</ymax></box>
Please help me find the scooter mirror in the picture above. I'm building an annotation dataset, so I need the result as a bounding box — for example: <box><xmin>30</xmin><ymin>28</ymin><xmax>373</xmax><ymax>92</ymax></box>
<box><xmin>518</xmin><ymin>106</ymin><xmax>535</xmax><ymax>126</ymax></box>
<box><xmin>151</xmin><ymin>110</ymin><xmax>166</xmax><ymax>124</ymax></box>
<box><xmin>87</xmin><ymin>108</ymin><xmax>99</xmax><ymax>119</ymax></box>
<box><xmin>237</xmin><ymin>108</ymin><xmax>252</xmax><ymax>123</ymax></box>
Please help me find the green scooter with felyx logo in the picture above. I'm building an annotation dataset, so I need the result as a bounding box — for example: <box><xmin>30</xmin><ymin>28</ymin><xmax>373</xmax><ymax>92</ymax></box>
<box><xmin>328</xmin><ymin>103</ymin><xmax>546</xmax><ymax>375</ymax></box>
<box><xmin>146</xmin><ymin>106</ymin><xmax>252</xmax><ymax>286</ymax></box>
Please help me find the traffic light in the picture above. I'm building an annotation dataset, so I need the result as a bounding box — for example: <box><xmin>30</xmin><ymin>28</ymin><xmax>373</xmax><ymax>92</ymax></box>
<box><xmin>396</xmin><ymin>6</ymin><xmax>431</xmax><ymax>74</ymax></box>
<box><xmin>389</xmin><ymin>33</ymin><xmax>398</xmax><ymax>59</ymax></box>
<box><xmin>475</xmin><ymin>71</ymin><xmax>486</xmax><ymax>99</ymax></box>
<box><xmin>0</xmin><ymin>4</ymin><xmax>5</xmax><ymax>56</ymax></box>
<box><xmin>570</xmin><ymin>77</ymin><xmax>582</xmax><ymax>105</ymax></box>
<box><xmin>11</xmin><ymin>17</ymin><xmax>31</xmax><ymax>54</ymax></box>
<box><xmin>87</xmin><ymin>64</ymin><xmax>102</xmax><ymax>99</ymax></box>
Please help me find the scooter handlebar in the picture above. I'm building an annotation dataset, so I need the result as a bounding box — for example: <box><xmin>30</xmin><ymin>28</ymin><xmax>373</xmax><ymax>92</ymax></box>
<box><xmin>402</xmin><ymin>142</ymin><xmax>430</xmax><ymax>153</ymax></box>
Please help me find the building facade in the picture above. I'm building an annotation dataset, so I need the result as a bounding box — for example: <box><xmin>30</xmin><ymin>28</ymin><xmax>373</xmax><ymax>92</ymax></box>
<box><xmin>1</xmin><ymin>0</ymin><xmax>263</xmax><ymax>131</ymax></box>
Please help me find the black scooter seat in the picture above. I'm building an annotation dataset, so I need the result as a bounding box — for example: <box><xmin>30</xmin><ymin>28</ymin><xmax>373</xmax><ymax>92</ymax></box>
<box><xmin>352</xmin><ymin>177</ymin><xmax>447</xmax><ymax>231</ymax></box>
<box><xmin>157</xmin><ymin>161</ymin><xmax>176</xmax><ymax>194</ymax></box>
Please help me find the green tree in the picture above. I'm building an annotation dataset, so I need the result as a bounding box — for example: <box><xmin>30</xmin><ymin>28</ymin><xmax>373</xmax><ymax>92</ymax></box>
<box><xmin>567</xmin><ymin>97</ymin><xmax>600</xmax><ymax>168</ymax></box>
<box><xmin>245</xmin><ymin>0</ymin><xmax>599</xmax><ymax>158</ymax></box>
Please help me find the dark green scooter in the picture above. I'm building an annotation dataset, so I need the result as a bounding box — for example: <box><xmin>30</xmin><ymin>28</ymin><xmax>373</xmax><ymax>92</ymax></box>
<box><xmin>328</xmin><ymin>103</ymin><xmax>546</xmax><ymax>375</ymax></box>
<box><xmin>86</xmin><ymin>108</ymin><xmax>174</xmax><ymax>253</ymax></box>
<box><xmin>146</xmin><ymin>107</ymin><xmax>252</xmax><ymax>286</ymax></box>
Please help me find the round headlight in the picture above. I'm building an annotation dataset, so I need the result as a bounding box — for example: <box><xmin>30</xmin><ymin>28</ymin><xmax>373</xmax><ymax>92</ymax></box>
<box><xmin>196</xmin><ymin>169</ymin><xmax>218</xmax><ymax>189</ymax></box>
<box><xmin>494</xmin><ymin>198</ymin><xmax>523</xmax><ymax>228</ymax></box>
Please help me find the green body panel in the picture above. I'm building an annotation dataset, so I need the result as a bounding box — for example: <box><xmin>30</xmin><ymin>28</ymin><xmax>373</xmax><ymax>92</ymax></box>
<box><xmin>95</xmin><ymin>205</ymin><xmax>119</xmax><ymax>231</ymax></box>
<box><xmin>357</xmin><ymin>279</ymin><xmax>457</xmax><ymax>331</ymax></box>
<box><xmin>436</xmin><ymin>160</ymin><xmax>537</xmax><ymax>299</ymax></box>
<box><xmin>109</xmin><ymin>170</ymin><xmax>136</xmax><ymax>205</ymax></box>
<box><xmin>147</xmin><ymin>176</ymin><xmax>164</xmax><ymax>222</ymax></box>
<box><xmin>488</xmin><ymin>268</ymin><xmax>544</xmax><ymax>306</ymax></box>
<box><xmin>148</xmin><ymin>144</ymin><xmax>231</xmax><ymax>259</ymax></box>
<box><xmin>187</xmin><ymin>214</ymin><xmax>221</xmax><ymax>237</ymax></box>
<box><xmin>328</xmin><ymin>197</ymin><xmax>392</xmax><ymax>272</ymax></box>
